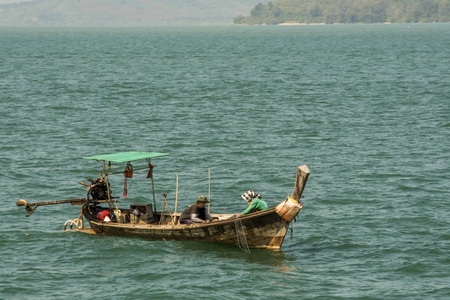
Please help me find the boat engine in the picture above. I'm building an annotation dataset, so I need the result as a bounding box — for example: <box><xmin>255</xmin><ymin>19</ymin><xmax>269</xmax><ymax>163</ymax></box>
<box><xmin>86</xmin><ymin>177</ymin><xmax>110</xmax><ymax>200</ymax></box>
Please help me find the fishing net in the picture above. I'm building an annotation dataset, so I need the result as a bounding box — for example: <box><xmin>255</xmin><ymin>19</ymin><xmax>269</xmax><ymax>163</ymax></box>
<box><xmin>234</xmin><ymin>218</ymin><xmax>250</xmax><ymax>253</ymax></box>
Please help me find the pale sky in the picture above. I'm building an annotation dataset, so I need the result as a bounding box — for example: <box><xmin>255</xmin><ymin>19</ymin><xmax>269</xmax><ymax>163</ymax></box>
<box><xmin>0</xmin><ymin>0</ymin><xmax>33</xmax><ymax>3</ymax></box>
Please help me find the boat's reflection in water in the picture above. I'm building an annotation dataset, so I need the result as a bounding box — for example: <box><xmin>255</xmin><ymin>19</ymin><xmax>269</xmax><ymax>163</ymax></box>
<box><xmin>178</xmin><ymin>241</ymin><xmax>298</xmax><ymax>273</ymax></box>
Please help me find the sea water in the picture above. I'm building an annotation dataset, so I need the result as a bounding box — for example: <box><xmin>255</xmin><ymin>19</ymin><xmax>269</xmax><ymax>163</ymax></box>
<box><xmin>0</xmin><ymin>24</ymin><xmax>449</xmax><ymax>299</ymax></box>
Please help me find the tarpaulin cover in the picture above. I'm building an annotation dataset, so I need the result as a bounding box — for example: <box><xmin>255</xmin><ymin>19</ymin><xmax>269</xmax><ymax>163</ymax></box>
<box><xmin>84</xmin><ymin>151</ymin><xmax>169</xmax><ymax>163</ymax></box>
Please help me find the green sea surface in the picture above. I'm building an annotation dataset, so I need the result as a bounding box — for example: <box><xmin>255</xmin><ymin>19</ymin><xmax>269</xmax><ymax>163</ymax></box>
<box><xmin>0</xmin><ymin>24</ymin><xmax>449</xmax><ymax>299</ymax></box>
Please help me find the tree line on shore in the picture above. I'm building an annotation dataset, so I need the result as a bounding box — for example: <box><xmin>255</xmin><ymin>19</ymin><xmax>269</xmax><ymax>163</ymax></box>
<box><xmin>235</xmin><ymin>0</ymin><xmax>450</xmax><ymax>24</ymax></box>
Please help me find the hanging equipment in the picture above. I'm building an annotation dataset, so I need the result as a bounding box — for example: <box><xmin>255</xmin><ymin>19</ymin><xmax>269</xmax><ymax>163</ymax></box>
<box><xmin>147</xmin><ymin>163</ymin><xmax>154</xmax><ymax>179</ymax></box>
<box><xmin>123</xmin><ymin>162</ymin><xmax>133</xmax><ymax>199</ymax></box>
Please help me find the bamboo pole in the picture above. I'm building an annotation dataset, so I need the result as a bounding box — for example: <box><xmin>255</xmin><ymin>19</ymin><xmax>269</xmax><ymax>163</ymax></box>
<box><xmin>174</xmin><ymin>174</ymin><xmax>179</xmax><ymax>223</ymax></box>
<box><xmin>208</xmin><ymin>168</ymin><xmax>211</xmax><ymax>213</ymax></box>
<box><xmin>162</xmin><ymin>192</ymin><xmax>174</xmax><ymax>224</ymax></box>
<box><xmin>158</xmin><ymin>195</ymin><xmax>166</xmax><ymax>225</ymax></box>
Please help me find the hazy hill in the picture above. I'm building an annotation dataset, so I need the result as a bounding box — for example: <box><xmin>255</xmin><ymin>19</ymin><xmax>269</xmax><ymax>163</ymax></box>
<box><xmin>235</xmin><ymin>0</ymin><xmax>450</xmax><ymax>25</ymax></box>
<box><xmin>0</xmin><ymin>0</ymin><xmax>267</xmax><ymax>26</ymax></box>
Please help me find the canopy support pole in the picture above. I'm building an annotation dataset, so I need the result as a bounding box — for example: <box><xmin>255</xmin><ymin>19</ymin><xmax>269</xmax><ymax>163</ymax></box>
<box><xmin>147</xmin><ymin>158</ymin><xmax>157</xmax><ymax>215</ymax></box>
<box><xmin>102</xmin><ymin>161</ymin><xmax>112</xmax><ymax>209</ymax></box>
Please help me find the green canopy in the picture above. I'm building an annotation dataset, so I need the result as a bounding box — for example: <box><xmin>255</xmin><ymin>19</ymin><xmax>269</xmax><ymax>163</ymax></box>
<box><xmin>83</xmin><ymin>151</ymin><xmax>169</xmax><ymax>163</ymax></box>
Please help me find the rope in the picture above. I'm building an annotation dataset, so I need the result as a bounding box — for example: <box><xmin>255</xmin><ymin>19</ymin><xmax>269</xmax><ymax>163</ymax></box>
<box><xmin>63</xmin><ymin>206</ymin><xmax>84</xmax><ymax>231</ymax></box>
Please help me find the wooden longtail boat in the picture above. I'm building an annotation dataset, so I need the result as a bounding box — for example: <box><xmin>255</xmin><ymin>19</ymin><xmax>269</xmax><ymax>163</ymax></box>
<box><xmin>17</xmin><ymin>152</ymin><xmax>310</xmax><ymax>250</ymax></box>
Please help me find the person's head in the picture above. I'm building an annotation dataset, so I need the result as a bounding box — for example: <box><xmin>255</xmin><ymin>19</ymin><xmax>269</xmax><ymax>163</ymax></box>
<box><xmin>196</xmin><ymin>195</ymin><xmax>209</xmax><ymax>208</ymax></box>
<box><xmin>241</xmin><ymin>190</ymin><xmax>261</xmax><ymax>204</ymax></box>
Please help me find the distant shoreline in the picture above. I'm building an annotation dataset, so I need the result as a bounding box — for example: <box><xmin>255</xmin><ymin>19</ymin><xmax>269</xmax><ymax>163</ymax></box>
<box><xmin>235</xmin><ymin>21</ymin><xmax>448</xmax><ymax>26</ymax></box>
<box><xmin>278</xmin><ymin>22</ymin><xmax>326</xmax><ymax>25</ymax></box>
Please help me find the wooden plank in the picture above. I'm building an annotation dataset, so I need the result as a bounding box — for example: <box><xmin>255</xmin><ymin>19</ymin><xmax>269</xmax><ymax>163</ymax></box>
<box><xmin>290</xmin><ymin>165</ymin><xmax>310</xmax><ymax>201</ymax></box>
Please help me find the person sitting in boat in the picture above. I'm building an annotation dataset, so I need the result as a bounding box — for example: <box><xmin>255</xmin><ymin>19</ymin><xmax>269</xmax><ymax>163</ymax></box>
<box><xmin>236</xmin><ymin>190</ymin><xmax>268</xmax><ymax>217</ymax></box>
<box><xmin>179</xmin><ymin>195</ymin><xmax>213</xmax><ymax>224</ymax></box>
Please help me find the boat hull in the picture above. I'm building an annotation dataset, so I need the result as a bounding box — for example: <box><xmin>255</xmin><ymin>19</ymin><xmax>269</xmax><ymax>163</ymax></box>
<box><xmin>84</xmin><ymin>207</ymin><xmax>294</xmax><ymax>250</ymax></box>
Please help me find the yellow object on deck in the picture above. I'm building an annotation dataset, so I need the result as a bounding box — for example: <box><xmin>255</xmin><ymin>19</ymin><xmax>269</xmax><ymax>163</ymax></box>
<box><xmin>287</xmin><ymin>196</ymin><xmax>298</xmax><ymax>204</ymax></box>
